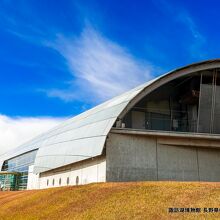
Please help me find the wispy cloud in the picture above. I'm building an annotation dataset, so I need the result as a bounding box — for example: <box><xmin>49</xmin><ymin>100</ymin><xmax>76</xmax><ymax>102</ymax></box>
<box><xmin>0</xmin><ymin>115</ymin><xmax>63</xmax><ymax>155</ymax></box>
<box><xmin>177</xmin><ymin>11</ymin><xmax>206</xmax><ymax>58</ymax></box>
<box><xmin>45</xmin><ymin>27</ymin><xmax>153</xmax><ymax>102</ymax></box>
<box><xmin>0</xmin><ymin>1</ymin><xmax>154</xmax><ymax>103</ymax></box>
<box><xmin>3</xmin><ymin>18</ymin><xmax>154</xmax><ymax>103</ymax></box>
<box><xmin>153</xmin><ymin>0</ymin><xmax>206</xmax><ymax>58</ymax></box>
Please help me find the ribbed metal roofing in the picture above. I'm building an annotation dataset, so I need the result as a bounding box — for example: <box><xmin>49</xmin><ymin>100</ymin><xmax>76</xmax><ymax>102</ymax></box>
<box><xmin>1</xmin><ymin>59</ymin><xmax>220</xmax><ymax>173</ymax></box>
<box><xmin>0</xmin><ymin>78</ymin><xmax>155</xmax><ymax>174</ymax></box>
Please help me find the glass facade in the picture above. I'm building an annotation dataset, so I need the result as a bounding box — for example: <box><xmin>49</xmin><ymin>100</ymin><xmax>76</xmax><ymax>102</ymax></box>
<box><xmin>121</xmin><ymin>69</ymin><xmax>220</xmax><ymax>135</ymax></box>
<box><xmin>198</xmin><ymin>71</ymin><xmax>220</xmax><ymax>133</ymax></box>
<box><xmin>0</xmin><ymin>172</ymin><xmax>20</xmax><ymax>191</ymax></box>
<box><xmin>1</xmin><ymin>150</ymin><xmax>37</xmax><ymax>190</ymax></box>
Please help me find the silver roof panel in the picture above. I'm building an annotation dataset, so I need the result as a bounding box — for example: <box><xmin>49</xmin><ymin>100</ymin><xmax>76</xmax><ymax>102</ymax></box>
<box><xmin>1</xmin><ymin>59</ymin><xmax>220</xmax><ymax>173</ymax></box>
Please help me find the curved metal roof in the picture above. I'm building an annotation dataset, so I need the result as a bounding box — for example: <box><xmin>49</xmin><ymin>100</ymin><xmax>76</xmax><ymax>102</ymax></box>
<box><xmin>1</xmin><ymin>59</ymin><xmax>220</xmax><ymax>173</ymax></box>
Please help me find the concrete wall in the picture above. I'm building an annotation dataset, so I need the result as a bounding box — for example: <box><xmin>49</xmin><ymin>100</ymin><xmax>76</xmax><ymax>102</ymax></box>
<box><xmin>157</xmin><ymin>144</ymin><xmax>199</xmax><ymax>181</ymax></box>
<box><xmin>27</xmin><ymin>165</ymin><xmax>40</xmax><ymax>190</ymax></box>
<box><xmin>39</xmin><ymin>157</ymin><xmax>106</xmax><ymax>189</ymax></box>
<box><xmin>106</xmin><ymin>134</ymin><xmax>157</xmax><ymax>181</ymax></box>
<box><xmin>198</xmin><ymin>148</ymin><xmax>220</xmax><ymax>181</ymax></box>
<box><xmin>106</xmin><ymin>132</ymin><xmax>220</xmax><ymax>182</ymax></box>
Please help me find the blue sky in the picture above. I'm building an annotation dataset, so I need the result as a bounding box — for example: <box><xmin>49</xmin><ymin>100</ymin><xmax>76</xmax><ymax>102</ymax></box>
<box><xmin>1</xmin><ymin>0</ymin><xmax>220</xmax><ymax>153</ymax></box>
<box><xmin>0</xmin><ymin>0</ymin><xmax>220</xmax><ymax>119</ymax></box>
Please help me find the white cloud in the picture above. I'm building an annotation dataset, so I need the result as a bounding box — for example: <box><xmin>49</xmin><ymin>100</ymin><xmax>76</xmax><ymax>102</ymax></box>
<box><xmin>1</xmin><ymin>8</ymin><xmax>155</xmax><ymax>103</ymax></box>
<box><xmin>46</xmin><ymin>27</ymin><xmax>153</xmax><ymax>102</ymax></box>
<box><xmin>0</xmin><ymin>114</ymin><xmax>63</xmax><ymax>156</ymax></box>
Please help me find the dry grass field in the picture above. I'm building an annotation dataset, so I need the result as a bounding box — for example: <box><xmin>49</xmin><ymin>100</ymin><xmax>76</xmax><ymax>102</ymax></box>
<box><xmin>0</xmin><ymin>182</ymin><xmax>220</xmax><ymax>220</ymax></box>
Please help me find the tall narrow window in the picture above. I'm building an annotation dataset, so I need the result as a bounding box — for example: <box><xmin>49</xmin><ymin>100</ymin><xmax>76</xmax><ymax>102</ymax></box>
<box><xmin>67</xmin><ymin>177</ymin><xmax>70</xmax><ymax>185</ymax></box>
<box><xmin>47</xmin><ymin>179</ymin><xmax>49</xmax><ymax>186</ymax></box>
<box><xmin>76</xmin><ymin>176</ymin><xmax>79</xmax><ymax>186</ymax></box>
<box><xmin>52</xmin><ymin>179</ymin><xmax>55</xmax><ymax>186</ymax></box>
<box><xmin>59</xmin><ymin>178</ymin><xmax>62</xmax><ymax>186</ymax></box>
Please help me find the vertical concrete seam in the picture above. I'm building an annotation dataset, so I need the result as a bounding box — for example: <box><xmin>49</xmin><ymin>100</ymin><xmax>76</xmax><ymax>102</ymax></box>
<box><xmin>134</xmin><ymin>138</ymin><xmax>136</xmax><ymax>179</ymax></box>
<box><xmin>156</xmin><ymin>137</ymin><xmax>159</xmax><ymax>181</ymax></box>
<box><xmin>196</xmin><ymin>147</ymin><xmax>200</xmax><ymax>181</ymax></box>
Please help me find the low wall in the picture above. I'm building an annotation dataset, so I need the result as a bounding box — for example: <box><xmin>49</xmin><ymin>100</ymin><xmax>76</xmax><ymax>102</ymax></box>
<box><xmin>106</xmin><ymin>131</ymin><xmax>220</xmax><ymax>182</ymax></box>
<box><xmin>38</xmin><ymin>156</ymin><xmax>106</xmax><ymax>189</ymax></box>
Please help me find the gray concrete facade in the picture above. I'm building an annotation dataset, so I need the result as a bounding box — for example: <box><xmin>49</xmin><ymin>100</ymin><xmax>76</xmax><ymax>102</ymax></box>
<box><xmin>106</xmin><ymin>133</ymin><xmax>157</xmax><ymax>181</ymax></box>
<box><xmin>106</xmin><ymin>129</ymin><xmax>220</xmax><ymax>182</ymax></box>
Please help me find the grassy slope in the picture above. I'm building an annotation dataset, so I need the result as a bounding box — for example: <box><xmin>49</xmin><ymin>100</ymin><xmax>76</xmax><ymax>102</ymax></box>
<box><xmin>0</xmin><ymin>182</ymin><xmax>220</xmax><ymax>220</ymax></box>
